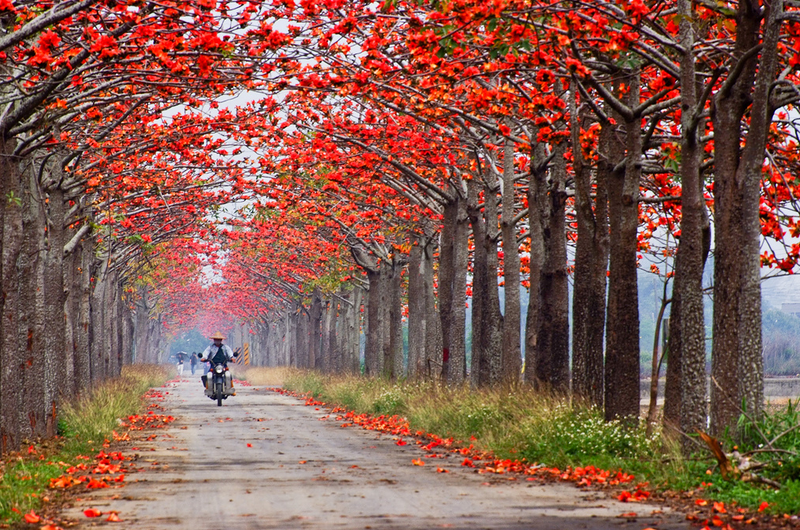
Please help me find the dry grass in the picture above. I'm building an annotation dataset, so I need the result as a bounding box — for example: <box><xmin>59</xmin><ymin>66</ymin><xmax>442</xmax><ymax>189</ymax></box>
<box><xmin>236</xmin><ymin>366</ymin><xmax>295</xmax><ymax>387</ymax></box>
<box><xmin>0</xmin><ymin>364</ymin><xmax>170</xmax><ymax>524</ymax></box>
<box><xmin>280</xmin><ymin>371</ymin><xmax>661</xmax><ymax>468</ymax></box>
<box><xmin>61</xmin><ymin>364</ymin><xmax>171</xmax><ymax>441</ymax></box>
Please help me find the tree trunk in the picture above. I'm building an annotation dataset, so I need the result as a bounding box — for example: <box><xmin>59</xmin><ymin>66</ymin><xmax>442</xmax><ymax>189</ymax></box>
<box><xmin>571</xmin><ymin>85</ymin><xmax>608</xmax><ymax>407</ymax></box>
<box><xmin>288</xmin><ymin>313</ymin><xmax>297</xmax><ymax>368</ymax></box>
<box><xmin>423</xmin><ymin>239</ymin><xmax>442</xmax><ymax>379</ymax></box>
<box><xmin>536</xmin><ymin>140</ymin><xmax>570</xmax><ymax>392</ymax></box>
<box><xmin>711</xmin><ymin>0</ymin><xmax>779</xmax><ymax>436</ymax></box>
<box><xmin>524</xmin><ymin>139</ymin><xmax>547</xmax><ymax>387</ymax></box>
<box><xmin>122</xmin><ymin>300</ymin><xmax>134</xmax><ymax>367</ymax></box>
<box><xmin>388</xmin><ymin>259</ymin><xmax>405</xmax><ymax>379</ymax></box>
<box><xmin>604</xmin><ymin>71</ymin><xmax>642</xmax><ymax>423</ymax></box>
<box><xmin>332</xmin><ymin>290</ymin><xmax>345</xmax><ymax>373</ymax></box>
<box><xmin>665</xmin><ymin>0</ymin><xmax>708</xmax><ymax>448</ymax></box>
<box><xmin>63</xmin><ymin>238</ymin><xmax>78</xmax><ymax>396</ymax></box>
<box><xmin>352</xmin><ymin>286</ymin><xmax>364</xmax><ymax>374</ymax></box>
<box><xmin>438</xmin><ymin>200</ymin><xmax>456</xmax><ymax>381</ymax></box>
<box><xmin>1</xmin><ymin>137</ymin><xmax>23</xmax><ymax>451</ymax></box>
<box><xmin>309</xmin><ymin>289</ymin><xmax>322</xmax><ymax>370</ymax></box>
<box><xmin>365</xmin><ymin>268</ymin><xmax>384</xmax><ymax>376</ymax></box>
<box><xmin>380</xmin><ymin>262</ymin><xmax>393</xmax><ymax>378</ymax></box>
<box><xmin>501</xmin><ymin>136</ymin><xmax>521</xmax><ymax>384</ymax></box>
<box><xmin>407</xmin><ymin>236</ymin><xmax>437</xmax><ymax>380</ymax></box>
<box><xmin>407</xmin><ymin>239</ymin><xmax>426</xmax><ymax>379</ymax></box>
<box><xmin>19</xmin><ymin>160</ymin><xmax>47</xmax><ymax>440</ymax></box>
<box><xmin>107</xmin><ymin>275</ymin><xmax>121</xmax><ymax>378</ymax></box>
<box><xmin>43</xmin><ymin>179</ymin><xmax>68</xmax><ymax>437</ymax></box>
<box><xmin>134</xmin><ymin>286</ymin><xmax>151</xmax><ymax>364</ymax></box>
<box><xmin>467</xmin><ymin>174</ymin><xmax>503</xmax><ymax>387</ymax></box>
<box><xmin>447</xmin><ymin>192</ymin><xmax>469</xmax><ymax>385</ymax></box>
<box><xmin>90</xmin><ymin>258</ymin><xmax>109</xmax><ymax>383</ymax></box>
<box><xmin>340</xmin><ymin>286</ymin><xmax>362</xmax><ymax>374</ymax></box>
<box><xmin>291</xmin><ymin>308</ymin><xmax>301</xmax><ymax>368</ymax></box>
<box><xmin>76</xmin><ymin>235</ymin><xmax>93</xmax><ymax>385</ymax></box>
<box><xmin>467</xmin><ymin>179</ymin><xmax>487</xmax><ymax>386</ymax></box>
<box><xmin>322</xmin><ymin>298</ymin><xmax>333</xmax><ymax>372</ymax></box>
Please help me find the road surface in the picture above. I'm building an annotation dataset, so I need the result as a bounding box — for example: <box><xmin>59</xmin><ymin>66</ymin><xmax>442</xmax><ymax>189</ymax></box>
<box><xmin>62</xmin><ymin>377</ymin><xmax>690</xmax><ymax>530</ymax></box>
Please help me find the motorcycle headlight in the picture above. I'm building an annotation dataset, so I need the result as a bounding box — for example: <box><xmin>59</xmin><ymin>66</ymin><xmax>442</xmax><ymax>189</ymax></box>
<box><xmin>214</xmin><ymin>365</ymin><xmax>223</xmax><ymax>374</ymax></box>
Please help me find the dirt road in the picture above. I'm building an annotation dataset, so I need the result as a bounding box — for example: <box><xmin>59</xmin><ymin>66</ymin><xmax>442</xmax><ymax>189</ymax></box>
<box><xmin>62</xmin><ymin>377</ymin><xmax>690</xmax><ymax>530</ymax></box>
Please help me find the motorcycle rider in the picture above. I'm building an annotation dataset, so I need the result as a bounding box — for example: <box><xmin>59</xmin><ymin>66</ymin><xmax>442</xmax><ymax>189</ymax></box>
<box><xmin>200</xmin><ymin>332</ymin><xmax>236</xmax><ymax>392</ymax></box>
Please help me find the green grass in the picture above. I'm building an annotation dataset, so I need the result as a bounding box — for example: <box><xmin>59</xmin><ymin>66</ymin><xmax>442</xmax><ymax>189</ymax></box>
<box><xmin>0</xmin><ymin>364</ymin><xmax>170</xmax><ymax>524</ymax></box>
<box><xmin>279</xmin><ymin>370</ymin><xmax>800</xmax><ymax>516</ymax></box>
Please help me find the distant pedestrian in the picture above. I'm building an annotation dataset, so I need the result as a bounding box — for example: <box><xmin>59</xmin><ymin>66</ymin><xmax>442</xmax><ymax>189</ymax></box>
<box><xmin>176</xmin><ymin>351</ymin><xmax>187</xmax><ymax>376</ymax></box>
<box><xmin>190</xmin><ymin>352</ymin><xmax>198</xmax><ymax>375</ymax></box>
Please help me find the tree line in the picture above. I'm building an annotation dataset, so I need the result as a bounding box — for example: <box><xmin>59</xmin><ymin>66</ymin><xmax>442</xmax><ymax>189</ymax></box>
<box><xmin>2</xmin><ymin>0</ymin><xmax>800</xmax><ymax>453</ymax></box>
<box><xmin>167</xmin><ymin>0</ymin><xmax>800</xmax><ymax>447</ymax></box>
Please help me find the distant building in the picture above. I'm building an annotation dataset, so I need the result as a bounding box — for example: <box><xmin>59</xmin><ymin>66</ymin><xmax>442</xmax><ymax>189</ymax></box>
<box><xmin>781</xmin><ymin>303</ymin><xmax>800</xmax><ymax>317</ymax></box>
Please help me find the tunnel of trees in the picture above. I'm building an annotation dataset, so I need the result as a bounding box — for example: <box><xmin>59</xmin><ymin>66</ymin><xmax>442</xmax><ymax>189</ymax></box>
<box><xmin>2</xmin><ymin>0</ymin><xmax>800</xmax><ymax>452</ymax></box>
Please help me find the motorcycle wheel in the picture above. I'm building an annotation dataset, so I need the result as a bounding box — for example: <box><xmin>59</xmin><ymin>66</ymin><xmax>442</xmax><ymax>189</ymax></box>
<box><xmin>216</xmin><ymin>382</ymin><xmax>223</xmax><ymax>406</ymax></box>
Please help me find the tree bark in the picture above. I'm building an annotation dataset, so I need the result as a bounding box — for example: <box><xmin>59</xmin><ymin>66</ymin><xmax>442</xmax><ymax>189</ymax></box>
<box><xmin>711</xmin><ymin>0</ymin><xmax>780</xmax><ymax>436</ymax></box>
<box><xmin>467</xmin><ymin>177</ymin><xmax>486</xmax><ymax>387</ymax></box>
<box><xmin>352</xmin><ymin>286</ymin><xmax>364</xmax><ymax>374</ymax></box>
<box><xmin>43</xmin><ymin>176</ymin><xmax>68</xmax><ymax>437</ymax></box>
<box><xmin>1</xmin><ymin>137</ymin><xmax>23</xmax><ymax>451</ymax></box>
<box><xmin>309</xmin><ymin>289</ymin><xmax>322</xmax><ymax>370</ymax></box>
<box><xmin>388</xmin><ymin>259</ymin><xmax>405</xmax><ymax>379</ymax></box>
<box><xmin>107</xmin><ymin>275</ymin><xmax>121</xmax><ymax>378</ymax></box>
<box><xmin>438</xmin><ymin>200</ymin><xmax>456</xmax><ymax>381</ymax></box>
<box><xmin>446</xmin><ymin>192</ymin><xmax>469</xmax><ymax>385</ymax></box>
<box><xmin>380</xmin><ymin>262</ymin><xmax>393</xmax><ymax>378</ymax></box>
<box><xmin>331</xmin><ymin>290</ymin><xmax>344</xmax><ymax>373</ymax></box>
<box><xmin>423</xmin><ymin>238</ymin><xmax>442</xmax><ymax>379</ymax></box>
<box><xmin>524</xmin><ymin>139</ymin><xmax>547</xmax><ymax>387</ymax></box>
<box><xmin>63</xmin><ymin>235</ymin><xmax>78</xmax><ymax>396</ymax></box>
<box><xmin>294</xmin><ymin>307</ymin><xmax>304</xmax><ymax>368</ymax></box>
<box><xmin>466</xmin><ymin>175</ymin><xmax>503</xmax><ymax>387</ymax></box>
<box><xmin>19</xmin><ymin>160</ymin><xmax>47</xmax><ymax>440</ymax></box>
<box><xmin>571</xmin><ymin>85</ymin><xmax>608</xmax><ymax>407</ymax></box>
<box><xmin>501</xmin><ymin>136</ymin><xmax>521</xmax><ymax>384</ymax></box>
<box><xmin>407</xmin><ymin>239</ymin><xmax>426</xmax><ymax>379</ymax></box>
<box><xmin>664</xmin><ymin>0</ymin><xmax>709</xmax><ymax>448</ymax></box>
<box><xmin>365</xmin><ymin>268</ymin><xmax>384</xmax><ymax>376</ymax></box>
<box><xmin>90</xmin><ymin>258</ymin><xmax>109</xmax><ymax>383</ymax></box>
<box><xmin>536</xmin><ymin>140</ymin><xmax>570</xmax><ymax>392</ymax></box>
<box><xmin>76</xmin><ymin>235</ymin><xmax>93</xmax><ymax>385</ymax></box>
<box><xmin>483</xmin><ymin>161</ymin><xmax>504</xmax><ymax>385</ymax></box>
<box><xmin>604</xmin><ymin>70</ymin><xmax>642</xmax><ymax>423</ymax></box>
<box><xmin>322</xmin><ymin>298</ymin><xmax>333</xmax><ymax>372</ymax></box>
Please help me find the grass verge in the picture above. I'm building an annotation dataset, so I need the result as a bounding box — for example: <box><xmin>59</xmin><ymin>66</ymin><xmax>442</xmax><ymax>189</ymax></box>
<box><xmin>279</xmin><ymin>370</ymin><xmax>800</xmax><ymax>516</ymax></box>
<box><xmin>0</xmin><ymin>364</ymin><xmax>170</xmax><ymax>525</ymax></box>
<box><xmin>232</xmin><ymin>366</ymin><xmax>292</xmax><ymax>388</ymax></box>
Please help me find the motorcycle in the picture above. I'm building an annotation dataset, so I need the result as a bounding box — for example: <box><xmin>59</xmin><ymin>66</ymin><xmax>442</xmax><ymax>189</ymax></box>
<box><xmin>205</xmin><ymin>360</ymin><xmax>234</xmax><ymax>406</ymax></box>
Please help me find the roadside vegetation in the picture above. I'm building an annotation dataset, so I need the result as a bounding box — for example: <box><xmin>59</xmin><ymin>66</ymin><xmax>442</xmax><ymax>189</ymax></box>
<box><xmin>0</xmin><ymin>365</ymin><xmax>170</xmax><ymax>525</ymax></box>
<box><xmin>233</xmin><ymin>366</ymin><xmax>293</xmax><ymax>388</ymax></box>
<box><xmin>269</xmin><ymin>369</ymin><xmax>800</xmax><ymax>516</ymax></box>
